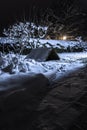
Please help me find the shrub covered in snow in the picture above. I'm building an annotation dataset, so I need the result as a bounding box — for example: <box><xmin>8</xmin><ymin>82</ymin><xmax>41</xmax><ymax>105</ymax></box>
<box><xmin>3</xmin><ymin>22</ymin><xmax>48</xmax><ymax>50</ymax></box>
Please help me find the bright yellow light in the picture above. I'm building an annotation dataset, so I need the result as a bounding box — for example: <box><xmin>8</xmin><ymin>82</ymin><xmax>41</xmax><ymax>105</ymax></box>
<box><xmin>62</xmin><ymin>36</ymin><xmax>67</xmax><ymax>40</ymax></box>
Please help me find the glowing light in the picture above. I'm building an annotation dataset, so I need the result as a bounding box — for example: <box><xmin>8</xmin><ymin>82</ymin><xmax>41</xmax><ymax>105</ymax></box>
<box><xmin>62</xmin><ymin>36</ymin><xmax>67</xmax><ymax>40</ymax></box>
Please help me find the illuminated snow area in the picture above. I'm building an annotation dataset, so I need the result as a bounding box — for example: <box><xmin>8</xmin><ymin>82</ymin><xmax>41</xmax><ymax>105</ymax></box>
<box><xmin>0</xmin><ymin>52</ymin><xmax>87</xmax><ymax>82</ymax></box>
<box><xmin>0</xmin><ymin>38</ymin><xmax>87</xmax><ymax>82</ymax></box>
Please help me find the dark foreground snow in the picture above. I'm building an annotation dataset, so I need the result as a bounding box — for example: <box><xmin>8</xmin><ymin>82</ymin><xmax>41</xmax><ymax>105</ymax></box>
<box><xmin>0</xmin><ymin>73</ymin><xmax>49</xmax><ymax>130</ymax></box>
<box><xmin>0</xmin><ymin>66</ymin><xmax>87</xmax><ymax>130</ymax></box>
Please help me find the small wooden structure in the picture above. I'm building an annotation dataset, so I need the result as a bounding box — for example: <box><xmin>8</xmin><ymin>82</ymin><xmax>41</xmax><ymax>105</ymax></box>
<box><xmin>25</xmin><ymin>48</ymin><xmax>60</xmax><ymax>62</ymax></box>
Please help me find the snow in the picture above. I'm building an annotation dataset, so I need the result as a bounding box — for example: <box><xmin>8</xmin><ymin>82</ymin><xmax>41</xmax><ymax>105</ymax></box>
<box><xmin>0</xmin><ymin>37</ymin><xmax>85</xmax><ymax>47</ymax></box>
<box><xmin>0</xmin><ymin>52</ymin><xmax>87</xmax><ymax>83</ymax></box>
<box><xmin>42</xmin><ymin>52</ymin><xmax>86</xmax><ymax>81</ymax></box>
<box><xmin>0</xmin><ymin>37</ymin><xmax>87</xmax><ymax>52</ymax></box>
<box><xmin>0</xmin><ymin>37</ymin><xmax>87</xmax><ymax>84</ymax></box>
<box><xmin>59</xmin><ymin>52</ymin><xmax>87</xmax><ymax>61</ymax></box>
<box><xmin>0</xmin><ymin>37</ymin><xmax>18</xmax><ymax>44</ymax></box>
<box><xmin>28</xmin><ymin>39</ymin><xmax>83</xmax><ymax>49</ymax></box>
<box><xmin>39</xmin><ymin>39</ymin><xmax>79</xmax><ymax>47</ymax></box>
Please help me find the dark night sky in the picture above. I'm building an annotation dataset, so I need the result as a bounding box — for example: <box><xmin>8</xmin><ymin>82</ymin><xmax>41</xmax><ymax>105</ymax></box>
<box><xmin>0</xmin><ymin>0</ymin><xmax>87</xmax><ymax>34</ymax></box>
<box><xmin>0</xmin><ymin>0</ymin><xmax>52</xmax><ymax>26</ymax></box>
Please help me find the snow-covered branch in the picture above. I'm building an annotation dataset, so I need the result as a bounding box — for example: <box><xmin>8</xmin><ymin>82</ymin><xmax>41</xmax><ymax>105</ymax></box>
<box><xmin>3</xmin><ymin>22</ymin><xmax>48</xmax><ymax>49</ymax></box>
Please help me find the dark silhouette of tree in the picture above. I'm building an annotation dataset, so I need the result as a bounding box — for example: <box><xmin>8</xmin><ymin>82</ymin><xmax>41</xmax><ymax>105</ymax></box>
<box><xmin>41</xmin><ymin>0</ymin><xmax>87</xmax><ymax>39</ymax></box>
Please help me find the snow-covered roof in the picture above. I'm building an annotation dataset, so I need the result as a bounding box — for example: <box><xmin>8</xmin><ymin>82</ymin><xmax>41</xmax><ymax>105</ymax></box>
<box><xmin>25</xmin><ymin>48</ymin><xmax>60</xmax><ymax>62</ymax></box>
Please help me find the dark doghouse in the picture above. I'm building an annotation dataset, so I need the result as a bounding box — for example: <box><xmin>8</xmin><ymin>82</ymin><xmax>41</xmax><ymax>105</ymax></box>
<box><xmin>25</xmin><ymin>48</ymin><xmax>60</xmax><ymax>62</ymax></box>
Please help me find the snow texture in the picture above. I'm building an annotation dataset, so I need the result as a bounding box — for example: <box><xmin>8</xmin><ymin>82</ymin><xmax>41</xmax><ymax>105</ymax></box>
<box><xmin>0</xmin><ymin>38</ymin><xmax>87</xmax><ymax>84</ymax></box>
<box><xmin>0</xmin><ymin>38</ymin><xmax>87</xmax><ymax>50</ymax></box>
<box><xmin>0</xmin><ymin>52</ymin><xmax>87</xmax><ymax>83</ymax></box>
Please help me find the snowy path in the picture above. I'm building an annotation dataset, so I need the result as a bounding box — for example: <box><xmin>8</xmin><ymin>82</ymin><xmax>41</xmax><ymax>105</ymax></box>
<box><xmin>35</xmin><ymin>66</ymin><xmax>87</xmax><ymax>130</ymax></box>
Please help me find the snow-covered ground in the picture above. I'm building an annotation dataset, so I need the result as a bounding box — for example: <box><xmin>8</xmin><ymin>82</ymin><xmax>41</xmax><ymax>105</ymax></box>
<box><xmin>0</xmin><ymin>52</ymin><xmax>87</xmax><ymax>82</ymax></box>
<box><xmin>55</xmin><ymin>52</ymin><xmax>87</xmax><ymax>79</ymax></box>
<box><xmin>0</xmin><ymin>38</ymin><xmax>87</xmax><ymax>83</ymax></box>
<box><xmin>39</xmin><ymin>39</ymin><xmax>80</xmax><ymax>48</ymax></box>
<box><xmin>0</xmin><ymin>37</ymin><xmax>87</xmax><ymax>49</ymax></box>
<box><xmin>43</xmin><ymin>52</ymin><xmax>87</xmax><ymax>80</ymax></box>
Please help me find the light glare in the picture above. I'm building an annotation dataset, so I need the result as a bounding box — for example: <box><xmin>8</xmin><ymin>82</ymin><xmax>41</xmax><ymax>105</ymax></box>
<box><xmin>62</xmin><ymin>36</ymin><xmax>67</xmax><ymax>40</ymax></box>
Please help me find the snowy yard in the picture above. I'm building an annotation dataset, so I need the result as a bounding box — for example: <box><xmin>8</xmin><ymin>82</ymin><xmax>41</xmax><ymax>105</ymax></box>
<box><xmin>0</xmin><ymin>38</ymin><xmax>87</xmax><ymax>82</ymax></box>
<box><xmin>0</xmin><ymin>39</ymin><xmax>87</xmax><ymax>129</ymax></box>
<box><xmin>0</xmin><ymin>52</ymin><xmax>87</xmax><ymax>82</ymax></box>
